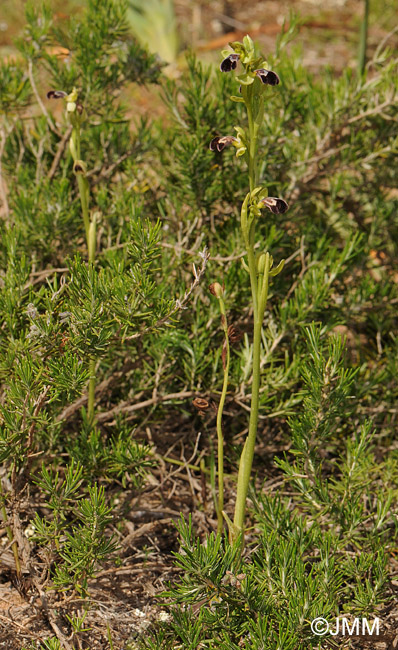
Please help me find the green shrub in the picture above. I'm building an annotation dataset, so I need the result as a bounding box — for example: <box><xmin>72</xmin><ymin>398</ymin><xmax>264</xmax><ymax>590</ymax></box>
<box><xmin>1</xmin><ymin>3</ymin><xmax>398</xmax><ymax>648</ymax></box>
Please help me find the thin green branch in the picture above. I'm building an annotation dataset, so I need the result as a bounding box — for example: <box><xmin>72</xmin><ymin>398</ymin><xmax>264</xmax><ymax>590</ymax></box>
<box><xmin>216</xmin><ymin>294</ymin><xmax>230</xmax><ymax>535</ymax></box>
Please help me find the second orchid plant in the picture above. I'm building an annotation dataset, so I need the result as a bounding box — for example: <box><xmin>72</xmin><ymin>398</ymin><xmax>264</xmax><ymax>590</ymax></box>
<box><xmin>47</xmin><ymin>88</ymin><xmax>99</xmax><ymax>423</ymax></box>
<box><xmin>209</xmin><ymin>35</ymin><xmax>289</xmax><ymax>546</ymax></box>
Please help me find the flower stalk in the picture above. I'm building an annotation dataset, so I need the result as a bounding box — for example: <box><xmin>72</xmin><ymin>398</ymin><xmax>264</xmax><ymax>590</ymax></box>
<box><xmin>48</xmin><ymin>88</ymin><xmax>98</xmax><ymax>423</ymax></box>
<box><xmin>209</xmin><ymin>283</ymin><xmax>230</xmax><ymax>535</ymax></box>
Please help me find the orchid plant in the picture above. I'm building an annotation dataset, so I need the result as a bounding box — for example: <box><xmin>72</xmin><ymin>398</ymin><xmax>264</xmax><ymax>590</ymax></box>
<box><xmin>209</xmin><ymin>35</ymin><xmax>289</xmax><ymax>546</ymax></box>
<box><xmin>47</xmin><ymin>87</ymin><xmax>99</xmax><ymax>423</ymax></box>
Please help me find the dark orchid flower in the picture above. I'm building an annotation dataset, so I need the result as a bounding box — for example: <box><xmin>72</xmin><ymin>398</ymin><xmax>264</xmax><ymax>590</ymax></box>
<box><xmin>254</xmin><ymin>69</ymin><xmax>280</xmax><ymax>86</ymax></box>
<box><xmin>260</xmin><ymin>197</ymin><xmax>288</xmax><ymax>214</ymax></box>
<box><xmin>220</xmin><ymin>53</ymin><xmax>240</xmax><ymax>72</ymax></box>
<box><xmin>209</xmin><ymin>135</ymin><xmax>237</xmax><ymax>152</ymax></box>
<box><xmin>47</xmin><ymin>90</ymin><xmax>68</xmax><ymax>99</ymax></box>
<box><xmin>73</xmin><ymin>160</ymin><xmax>87</xmax><ymax>175</ymax></box>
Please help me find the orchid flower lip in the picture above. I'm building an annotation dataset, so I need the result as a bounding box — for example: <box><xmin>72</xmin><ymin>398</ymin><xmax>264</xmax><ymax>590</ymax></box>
<box><xmin>260</xmin><ymin>197</ymin><xmax>289</xmax><ymax>214</ymax></box>
<box><xmin>209</xmin><ymin>135</ymin><xmax>238</xmax><ymax>152</ymax></box>
<box><xmin>254</xmin><ymin>69</ymin><xmax>280</xmax><ymax>86</ymax></box>
<box><xmin>47</xmin><ymin>90</ymin><xmax>68</xmax><ymax>99</ymax></box>
<box><xmin>220</xmin><ymin>53</ymin><xmax>240</xmax><ymax>72</ymax></box>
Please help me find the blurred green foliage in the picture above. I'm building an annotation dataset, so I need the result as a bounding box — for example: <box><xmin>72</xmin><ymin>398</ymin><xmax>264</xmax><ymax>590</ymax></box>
<box><xmin>0</xmin><ymin>1</ymin><xmax>398</xmax><ymax>647</ymax></box>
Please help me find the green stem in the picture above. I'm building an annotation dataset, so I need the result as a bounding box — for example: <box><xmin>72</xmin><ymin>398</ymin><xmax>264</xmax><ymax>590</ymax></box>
<box><xmin>77</xmin><ymin>174</ymin><xmax>90</xmax><ymax>242</ymax></box>
<box><xmin>71</xmin><ymin>119</ymin><xmax>97</xmax><ymax>423</ymax></box>
<box><xmin>86</xmin><ymin>206</ymin><xmax>96</xmax><ymax>424</ymax></box>
<box><xmin>216</xmin><ymin>295</ymin><xmax>230</xmax><ymax>535</ymax></box>
<box><xmin>358</xmin><ymin>0</ymin><xmax>370</xmax><ymax>76</ymax></box>
<box><xmin>246</xmin><ymin>244</ymin><xmax>259</xmax><ymax>321</ymax></box>
<box><xmin>245</xmin><ymin>95</ymin><xmax>258</xmax><ymax>192</ymax></box>
<box><xmin>241</xmin><ymin>194</ymin><xmax>258</xmax><ymax>320</ymax></box>
<box><xmin>74</xmin><ymin>121</ymin><xmax>81</xmax><ymax>158</ymax></box>
<box><xmin>233</xmin><ymin>319</ymin><xmax>261</xmax><ymax>537</ymax></box>
<box><xmin>244</xmin><ymin>83</ymin><xmax>263</xmax><ymax>192</ymax></box>
<box><xmin>233</xmin><ymin>259</ymin><xmax>269</xmax><ymax>543</ymax></box>
<box><xmin>70</xmin><ymin>125</ymin><xmax>90</xmax><ymax>242</ymax></box>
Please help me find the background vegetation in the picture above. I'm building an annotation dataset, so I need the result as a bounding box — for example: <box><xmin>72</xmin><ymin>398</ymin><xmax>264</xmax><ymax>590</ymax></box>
<box><xmin>0</xmin><ymin>0</ymin><xmax>397</xmax><ymax>648</ymax></box>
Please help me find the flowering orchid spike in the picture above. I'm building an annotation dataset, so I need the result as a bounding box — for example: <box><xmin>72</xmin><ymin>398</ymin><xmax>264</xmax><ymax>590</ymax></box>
<box><xmin>209</xmin><ymin>136</ymin><xmax>238</xmax><ymax>152</ymax></box>
<box><xmin>260</xmin><ymin>197</ymin><xmax>289</xmax><ymax>214</ymax></box>
<box><xmin>47</xmin><ymin>90</ymin><xmax>68</xmax><ymax>99</ymax></box>
<box><xmin>254</xmin><ymin>69</ymin><xmax>280</xmax><ymax>86</ymax></box>
<box><xmin>220</xmin><ymin>53</ymin><xmax>240</xmax><ymax>72</ymax></box>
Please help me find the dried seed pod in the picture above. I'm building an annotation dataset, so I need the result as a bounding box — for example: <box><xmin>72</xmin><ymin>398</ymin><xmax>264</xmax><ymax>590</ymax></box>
<box><xmin>209</xmin><ymin>136</ymin><xmax>237</xmax><ymax>153</ymax></box>
<box><xmin>220</xmin><ymin>53</ymin><xmax>240</xmax><ymax>72</ymax></box>
<box><xmin>193</xmin><ymin>397</ymin><xmax>210</xmax><ymax>416</ymax></box>
<box><xmin>254</xmin><ymin>69</ymin><xmax>280</xmax><ymax>86</ymax></box>
<box><xmin>260</xmin><ymin>197</ymin><xmax>289</xmax><ymax>215</ymax></box>
<box><xmin>222</xmin><ymin>340</ymin><xmax>227</xmax><ymax>370</ymax></box>
<box><xmin>227</xmin><ymin>325</ymin><xmax>243</xmax><ymax>344</ymax></box>
<box><xmin>209</xmin><ymin>282</ymin><xmax>224</xmax><ymax>298</ymax></box>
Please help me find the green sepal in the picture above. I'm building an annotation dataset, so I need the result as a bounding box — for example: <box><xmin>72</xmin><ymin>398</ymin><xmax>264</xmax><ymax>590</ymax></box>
<box><xmin>234</xmin><ymin>126</ymin><xmax>247</xmax><ymax>139</ymax></box>
<box><xmin>242</xmin><ymin>34</ymin><xmax>254</xmax><ymax>54</ymax></box>
<box><xmin>256</xmin><ymin>252</ymin><xmax>267</xmax><ymax>274</ymax></box>
<box><xmin>234</xmin><ymin>126</ymin><xmax>248</xmax><ymax>151</ymax></box>
<box><xmin>233</xmin><ymin>126</ymin><xmax>248</xmax><ymax>157</ymax></box>
<box><xmin>240</xmin><ymin>192</ymin><xmax>251</xmax><ymax>241</ymax></box>
<box><xmin>255</xmin><ymin>188</ymin><xmax>270</xmax><ymax>206</ymax></box>
<box><xmin>249</xmin><ymin>205</ymin><xmax>261</xmax><ymax>218</ymax></box>
<box><xmin>228</xmin><ymin>42</ymin><xmax>245</xmax><ymax>55</ymax></box>
<box><xmin>251</xmin><ymin>56</ymin><xmax>266</xmax><ymax>69</ymax></box>
<box><xmin>250</xmin><ymin>186</ymin><xmax>263</xmax><ymax>200</ymax></box>
<box><xmin>269</xmin><ymin>259</ymin><xmax>285</xmax><ymax>277</ymax></box>
<box><xmin>66</xmin><ymin>87</ymin><xmax>78</xmax><ymax>103</ymax></box>
<box><xmin>230</xmin><ymin>95</ymin><xmax>245</xmax><ymax>103</ymax></box>
<box><xmin>241</xmin><ymin>257</ymin><xmax>250</xmax><ymax>272</ymax></box>
<box><xmin>69</xmin><ymin>135</ymin><xmax>78</xmax><ymax>161</ymax></box>
<box><xmin>236</xmin><ymin>73</ymin><xmax>255</xmax><ymax>86</ymax></box>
